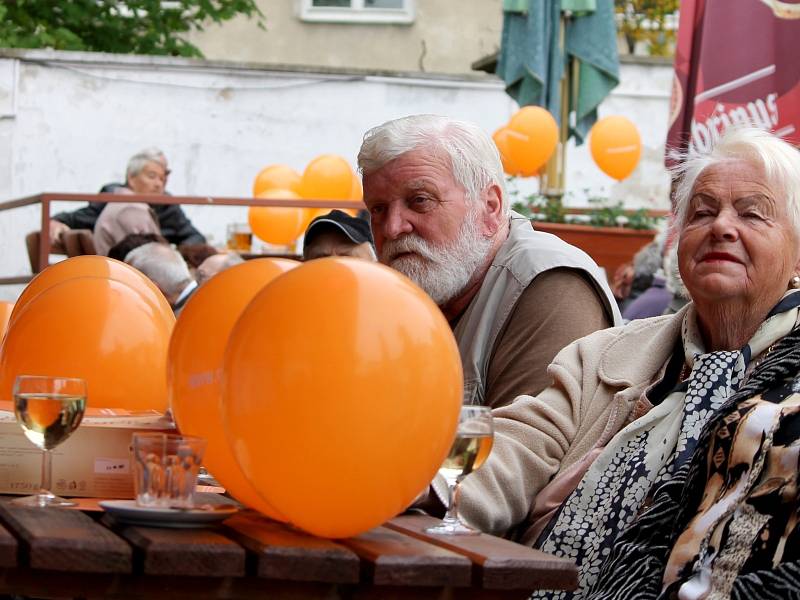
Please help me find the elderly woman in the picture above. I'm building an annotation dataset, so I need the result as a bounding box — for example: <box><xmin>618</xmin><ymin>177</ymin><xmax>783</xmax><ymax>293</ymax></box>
<box><xmin>454</xmin><ymin>127</ymin><xmax>800</xmax><ymax>599</ymax></box>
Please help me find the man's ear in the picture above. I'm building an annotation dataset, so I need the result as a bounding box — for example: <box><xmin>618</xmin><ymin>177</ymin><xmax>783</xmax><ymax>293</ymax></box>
<box><xmin>481</xmin><ymin>184</ymin><xmax>504</xmax><ymax>235</ymax></box>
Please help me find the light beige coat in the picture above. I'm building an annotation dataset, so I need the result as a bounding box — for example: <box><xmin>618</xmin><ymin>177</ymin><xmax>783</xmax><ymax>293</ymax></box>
<box><xmin>458</xmin><ymin>305</ymin><xmax>691</xmax><ymax>540</ymax></box>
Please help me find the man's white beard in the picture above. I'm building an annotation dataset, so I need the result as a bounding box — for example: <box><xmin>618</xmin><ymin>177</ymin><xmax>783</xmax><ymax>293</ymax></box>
<box><xmin>380</xmin><ymin>207</ymin><xmax>494</xmax><ymax>306</ymax></box>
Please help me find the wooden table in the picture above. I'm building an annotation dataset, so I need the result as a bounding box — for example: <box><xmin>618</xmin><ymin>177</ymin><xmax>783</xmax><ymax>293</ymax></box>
<box><xmin>0</xmin><ymin>499</ymin><xmax>577</xmax><ymax>599</ymax></box>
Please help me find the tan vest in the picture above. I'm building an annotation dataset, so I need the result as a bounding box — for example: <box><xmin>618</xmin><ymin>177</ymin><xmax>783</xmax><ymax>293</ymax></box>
<box><xmin>454</xmin><ymin>214</ymin><xmax>621</xmax><ymax>406</ymax></box>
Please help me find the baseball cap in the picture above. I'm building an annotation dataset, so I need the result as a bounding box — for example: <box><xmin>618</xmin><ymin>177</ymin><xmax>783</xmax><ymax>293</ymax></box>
<box><xmin>304</xmin><ymin>210</ymin><xmax>374</xmax><ymax>247</ymax></box>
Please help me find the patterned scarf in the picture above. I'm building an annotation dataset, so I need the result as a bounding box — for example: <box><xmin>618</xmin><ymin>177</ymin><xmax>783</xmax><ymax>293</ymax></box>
<box><xmin>585</xmin><ymin>322</ymin><xmax>800</xmax><ymax>600</ymax></box>
<box><xmin>534</xmin><ymin>293</ymin><xmax>800</xmax><ymax>600</ymax></box>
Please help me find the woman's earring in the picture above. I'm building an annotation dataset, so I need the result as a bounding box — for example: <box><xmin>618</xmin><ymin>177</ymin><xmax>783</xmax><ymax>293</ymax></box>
<box><xmin>790</xmin><ymin>275</ymin><xmax>800</xmax><ymax>289</ymax></box>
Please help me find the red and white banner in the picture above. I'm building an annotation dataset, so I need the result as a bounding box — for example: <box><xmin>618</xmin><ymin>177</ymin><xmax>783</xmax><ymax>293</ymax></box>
<box><xmin>666</xmin><ymin>0</ymin><xmax>800</xmax><ymax>165</ymax></box>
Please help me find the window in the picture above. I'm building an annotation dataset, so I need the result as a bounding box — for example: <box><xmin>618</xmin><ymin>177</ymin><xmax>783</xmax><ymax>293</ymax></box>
<box><xmin>299</xmin><ymin>0</ymin><xmax>415</xmax><ymax>24</ymax></box>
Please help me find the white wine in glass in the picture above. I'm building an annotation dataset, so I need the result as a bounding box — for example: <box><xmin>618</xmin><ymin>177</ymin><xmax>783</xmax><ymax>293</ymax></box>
<box><xmin>12</xmin><ymin>375</ymin><xmax>87</xmax><ymax>507</ymax></box>
<box><xmin>426</xmin><ymin>405</ymin><xmax>493</xmax><ymax>535</ymax></box>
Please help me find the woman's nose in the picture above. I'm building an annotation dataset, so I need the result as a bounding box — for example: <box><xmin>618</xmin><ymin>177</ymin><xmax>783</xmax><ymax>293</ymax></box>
<box><xmin>710</xmin><ymin>210</ymin><xmax>739</xmax><ymax>241</ymax></box>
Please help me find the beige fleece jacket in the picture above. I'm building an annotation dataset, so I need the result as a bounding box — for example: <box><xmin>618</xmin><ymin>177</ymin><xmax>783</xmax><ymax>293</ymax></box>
<box><xmin>458</xmin><ymin>305</ymin><xmax>691</xmax><ymax>539</ymax></box>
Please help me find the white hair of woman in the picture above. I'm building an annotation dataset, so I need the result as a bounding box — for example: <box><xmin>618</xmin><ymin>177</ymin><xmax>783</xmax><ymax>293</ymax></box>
<box><xmin>126</xmin><ymin>147</ymin><xmax>167</xmax><ymax>180</ymax></box>
<box><xmin>125</xmin><ymin>242</ymin><xmax>192</xmax><ymax>301</ymax></box>
<box><xmin>357</xmin><ymin>114</ymin><xmax>509</xmax><ymax>214</ymax></box>
<box><xmin>672</xmin><ymin>126</ymin><xmax>800</xmax><ymax>234</ymax></box>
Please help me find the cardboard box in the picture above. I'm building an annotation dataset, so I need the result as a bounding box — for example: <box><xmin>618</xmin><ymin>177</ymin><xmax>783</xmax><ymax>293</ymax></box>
<box><xmin>0</xmin><ymin>402</ymin><xmax>175</xmax><ymax>498</ymax></box>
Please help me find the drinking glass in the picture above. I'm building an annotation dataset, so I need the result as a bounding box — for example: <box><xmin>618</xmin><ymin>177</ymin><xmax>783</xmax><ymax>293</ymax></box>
<box><xmin>226</xmin><ymin>223</ymin><xmax>252</xmax><ymax>252</ymax></box>
<box><xmin>426</xmin><ymin>405</ymin><xmax>494</xmax><ymax>535</ymax></box>
<box><xmin>12</xmin><ymin>375</ymin><xmax>87</xmax><ymax>507</ymax></box>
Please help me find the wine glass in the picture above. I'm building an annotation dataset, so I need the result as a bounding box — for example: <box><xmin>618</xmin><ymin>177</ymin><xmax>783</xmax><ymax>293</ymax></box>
<box><xmin>12</xmin><ymin>375</ymin><xmax>87</xmax><ymax>507</ymax></box>
<box><xmin>426</xmin><ymin>405</ymin><xmax>494</xmax><ymax>535</ymax></box>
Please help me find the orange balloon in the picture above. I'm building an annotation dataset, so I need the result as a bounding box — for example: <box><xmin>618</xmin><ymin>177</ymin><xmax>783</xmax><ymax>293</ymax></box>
<box><xmin>589</xmin><ymin>116</ymin><xmax>642</xmax><ymax>181</ymax></box>
<box><xmin>223</xmin><ymin>258</ymin><xmax>463</xmax><ymax>538</ymax></box>
<box><xmin>169</xmin><ymin>259</ymin><xmax>298</xmax><ymax>520</ymax></box>
<box><xmin>0</xmin><ymin>277</ymin><xmax>172</xmax><ymax>411</ymax></box>
<box><xmin>249</xmin><ymin>189</ymin><xmax>306</xmax><ymax>246</ymax></box>
<box><xmin>10</xmin><ymin>256</ymin><xmax>174</xmax><ymax>331</ymax></box>
<box><xmin>506</xmin><ymin>106</ymin><xmax>559</xmax><ymax>176</ymax></box>
<box><xmin>300</xmin><ymin>155</ymin><xmax>355</xmax><ymax>201</ymax></box>
<box><xmin>493</xmin><ymin>127</ymin><xmax>524</xmax><ymax>176</ymax></box>
<box><xmin>0</xmin><ymin>301</ymin><xmax>12</xmax><ymax>342</ymax></box>
<box><xmin>252</xmin><ymin>165</ymin><xmax>302</xmax><ymax>197</ymax></box>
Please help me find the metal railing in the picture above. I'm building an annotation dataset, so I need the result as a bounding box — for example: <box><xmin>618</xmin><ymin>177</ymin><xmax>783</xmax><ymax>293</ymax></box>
<box><xmin>0</xmin><ymin>192</ymin><xmax>365</xmax><ymax>286</ymax></box>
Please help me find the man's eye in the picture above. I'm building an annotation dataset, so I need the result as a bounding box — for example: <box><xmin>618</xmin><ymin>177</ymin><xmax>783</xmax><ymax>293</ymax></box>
<box><xmin>369</xmin><ymin>205</ymin><xmax>385</xmax><ymax>216</ymax></box>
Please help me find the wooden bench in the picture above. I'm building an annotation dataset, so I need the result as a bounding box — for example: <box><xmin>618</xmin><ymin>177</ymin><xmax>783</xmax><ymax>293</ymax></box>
<box><xmin>0</xmin><ymin>500</ymin><xmax>577</xmax><ymax>599</ymax></box>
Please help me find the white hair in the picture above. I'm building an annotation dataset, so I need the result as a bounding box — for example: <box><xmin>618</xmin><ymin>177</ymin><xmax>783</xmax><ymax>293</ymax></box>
<box><xmin>125</xmin><ymin>242</ymin><xmax>192</xmax><ymax>298</ymax></box>
<box><xmin>672</xmin><ymin>127</ymin><xmax>800</xmax><ymax>236</ymax></box>
<box><xmin>357</xmin><ymin>114</ymin><xmax>509</xmax><ymax>214</ymax></box>
<box><xmin>126</xmin><ymin>147</ymin><xmax>167</xmax><ymax>180</ymax></box>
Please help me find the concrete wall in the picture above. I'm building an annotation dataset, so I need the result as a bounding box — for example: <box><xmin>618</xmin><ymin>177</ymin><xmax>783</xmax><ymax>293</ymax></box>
<box><xmin>186</xmin><ymin>0</ymin><xmax>503</xmax><ymax>76</ymax></box>
<box><xmin>0</xmin><ymin>49</ymin><xmax>672</xmax><ymax>301</ymax></box>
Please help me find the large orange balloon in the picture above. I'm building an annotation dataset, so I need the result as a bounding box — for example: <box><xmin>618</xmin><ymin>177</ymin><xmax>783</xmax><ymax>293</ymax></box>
<box><xmin>300</xmin><ymin>155</ymin><xmax>355</xmax><ymax>201</ymax></box>
<box><xmin>10</xmin><ymin>255</ymin><xmax>173</xmax><ymax>331</ymax></box>
<box><xmin>168</xmin><ymin>259</ymin><xmax>298</xmax><ymax>520</ymax></box>
<box><xmin>0</xmin><ymin>277</ymin><xmax>172</xmax><ymax>410</ymax></box>
<box><xmin>249</xmin><ymin>189</ymin><xmax>306</xmax><ymax>246</ymax></box>
<box><xmin>0</xmin><ymin>301</ymin><xmax>12</xmax><ymax>341</ymax></box>
<box><xmin>505</xmin><ymin>106</ymin><xmax>559</xmax><ymax>176</ymax></box>
<box><xmin>589</xmin><ymin>115</ymin><xmax>642</xmax><ymax>181</ymax></box>
<box><xmin>252</xmin><ymin>165</ymin><xmax>302</xmax><ymax>197</ymax></box>
<box><xmin>493</xmin><ymin>127</ymin><xmax>524</xmax><ymax>176</ymax></box>
<box><xmin>223</xmin><ymin>258</ymin><xmax>463</xmax><ymax>538</ymax></box>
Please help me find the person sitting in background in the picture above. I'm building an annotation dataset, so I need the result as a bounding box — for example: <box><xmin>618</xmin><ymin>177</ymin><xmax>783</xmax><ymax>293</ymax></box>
<box><xmin>359</xmin><ymin>114</ymin><xmax>619</xmax><ymax>408</ymax></box>
<box><xmin>448</xmin><ymin>127</ymin><xmax>800</xmax><ymax>599</ymax></box>
<box><xmin>196</xmin><ymin>252</ymin><xmax>245</xmax><ymax>285</ymax></box>
<box><xmin>49</xmin><ymin>148</ymin><xmax>205</xmax><ymax>248</ymax></box>
<box><xmin>302</xmin><ymin>210</ymin><xmax>376</xmax><ymax>261</ymax></box>
<box><xmin>107</xmin><ymin>233</ymin><xmax>168</xmax><ymax>263</ymax></box>
<box><xmin>125</xmin><ymin>242</ymin><xmax>197</xmax><ymax>314</ymax></box>
<box><xmin>178</xmin><ymin>243</ymin><xmax>219</xmax><ymax>277</ymax></box>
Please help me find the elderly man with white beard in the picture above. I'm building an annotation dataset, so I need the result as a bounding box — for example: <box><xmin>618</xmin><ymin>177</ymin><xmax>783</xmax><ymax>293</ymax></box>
<box><xmin>358</xmin><ymin>114</ymin><xmax>621</xmax><ymax>408</ymax></box>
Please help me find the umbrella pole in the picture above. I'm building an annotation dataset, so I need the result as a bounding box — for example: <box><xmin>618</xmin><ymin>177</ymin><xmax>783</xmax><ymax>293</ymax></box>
<box><xmin>541</xmin><ymin>14</ymin><xmax>570</xmax><ymax>201</ymax></box>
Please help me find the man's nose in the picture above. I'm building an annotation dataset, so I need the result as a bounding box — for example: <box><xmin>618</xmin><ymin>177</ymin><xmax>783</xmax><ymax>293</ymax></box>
<box><xmin>381</xmin><ymin>205</ymin><xmax>413</xmax><ymax>240</ymax></box>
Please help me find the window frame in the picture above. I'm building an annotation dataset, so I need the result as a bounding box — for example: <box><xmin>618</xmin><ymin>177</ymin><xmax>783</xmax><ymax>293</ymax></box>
<box><xmin>297</xmin><ymin>0</ymin><xmax>415</xmax><ymax>24</ymax></box>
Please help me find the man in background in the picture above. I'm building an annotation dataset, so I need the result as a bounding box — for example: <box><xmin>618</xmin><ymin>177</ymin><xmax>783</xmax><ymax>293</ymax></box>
<box><xmin>125</xmin><ymin>242</ymin><xmax>197</xmax><ymax>315</ymax></box>
<box><xmin>302</xmin><ymin>210</ymin><xmax>376</xmax><ymax>261</ymax></box>
<box><xmin>50</xmin><ymin>148</ymin><xmax>205</xmax><ymax>249</ymax></box>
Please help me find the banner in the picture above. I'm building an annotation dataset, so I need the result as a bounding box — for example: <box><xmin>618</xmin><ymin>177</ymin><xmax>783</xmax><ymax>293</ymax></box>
<box><xmin>666</xmin><ymin>0</ymin><xmax>800</xmax><ymax>165</ymax></box>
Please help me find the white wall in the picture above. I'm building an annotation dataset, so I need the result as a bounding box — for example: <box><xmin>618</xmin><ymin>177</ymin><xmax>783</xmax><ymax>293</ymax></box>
<box><xmin>0</xmin><ymin>49</ymin><xmax>672</xmax><ymax>301</ymax></box>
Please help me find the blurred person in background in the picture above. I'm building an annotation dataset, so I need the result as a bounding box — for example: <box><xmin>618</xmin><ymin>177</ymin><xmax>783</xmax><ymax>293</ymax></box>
<box><xmin>50</xmin><ymin>148</ymin><xmax>205</xmax><ymax>248</ymax></box>
<box><xmin>125</xmin><ymin>242</ymin><xmax>197</xmax><ymax>314</ymax></box>
<box><xmin>302</xmin><ymin>210</ymin><xmax>376</xmax><ymax>261</ymax></box>
<box><xmin>107</xmin><ymin>233</ymin><xmax>168</xmax><ymax>263</ymax></box>
<box><xmin>196</xmin><ymin>252</ymin><xmax>245</xmax><ymax>285</ymax></box>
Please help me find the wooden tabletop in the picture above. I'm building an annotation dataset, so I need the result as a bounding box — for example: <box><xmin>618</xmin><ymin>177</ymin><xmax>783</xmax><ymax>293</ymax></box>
<box><xmin>0</xmin><ymin>499</ymin><xmax>577</xmax><ymax>599</ymax></box>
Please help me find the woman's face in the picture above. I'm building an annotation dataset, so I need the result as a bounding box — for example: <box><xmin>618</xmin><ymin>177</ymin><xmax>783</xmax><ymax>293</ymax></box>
<box><xmin>678</xmin><ymin>159</ymin><xmax>800</xmax><ymax>308</ymax></box>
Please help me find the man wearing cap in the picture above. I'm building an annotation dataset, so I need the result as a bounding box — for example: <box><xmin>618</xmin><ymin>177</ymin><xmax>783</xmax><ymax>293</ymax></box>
<box><xmin>302</xmin><ymin>210</ymin><xmax>377</xmax><ymax>261</ymax></box>
<box><xmin>359</xmin><ymin>115</ymin><xmax>621</xmax><ymax>408</ymax></box>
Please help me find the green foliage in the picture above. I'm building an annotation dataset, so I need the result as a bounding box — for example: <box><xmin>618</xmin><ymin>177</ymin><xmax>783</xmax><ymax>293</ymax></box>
<box><xmin>512</xmin><ymin>187</ymin><xmax>661</xmax><ymax>231</ymax></box>
<box><xmin>615</xmin><ymin>0</ymin><xmax>679</xmax><ymax>57</ymax></box>
<box><xmin>0</xmin><ymin>0</ymin><xmax>264</xmax><ymax>58</ymax></box>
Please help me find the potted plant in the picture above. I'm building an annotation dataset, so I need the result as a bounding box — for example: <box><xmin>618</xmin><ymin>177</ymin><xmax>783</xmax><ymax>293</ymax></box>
<box><xmin>511</xmin><ymin>191</ymin><xmax>664</xmax><ymax>277</ymax></box>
